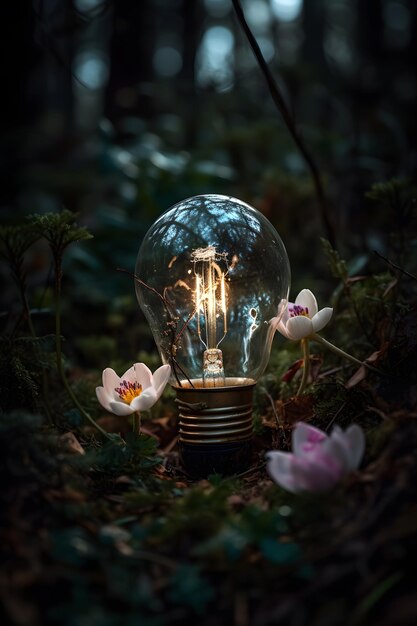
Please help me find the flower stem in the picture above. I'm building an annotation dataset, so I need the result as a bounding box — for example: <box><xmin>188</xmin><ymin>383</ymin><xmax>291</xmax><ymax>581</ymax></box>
<box><xmin>296</xmin><ymin>338</ymin><xmax>310</xmax><ymax>396</ymax></box>
<box><xmin>18</xmin><ymin>278</ymin><xmax>54</xmax><ymax>425</ymax></box>
<box><xmin>136</xmin><ymin>411</ymin><xmax>142</xmax><ymax>436</ymax></box>
<box><xmin>311</xmin><ymin>333</ymin><xmax>384</xmax><ymax>375</ymax></box>
<box><xmin>54</xmin><ymin>258</ymin><xmax>110</xmax><ymax>440</ymax></box>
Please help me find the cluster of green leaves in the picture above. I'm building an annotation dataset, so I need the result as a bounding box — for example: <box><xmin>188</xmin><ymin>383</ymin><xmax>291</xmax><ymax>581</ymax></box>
<box><xmin>55</xmin><ymin>479</ymin><xmax>306</xmax><ymax>623</ymax></box>
<box><xmin>0</xmin><ymin>401</ymin><xmax>305</xmax><ymax>624</ymax></box>
<box><xmin>86</xmin><ymin>432</ymin><xmax>161</xmax><ymax>475</ymax></box>
<box><xmin>29</xmin><ymin>210</ymin><xmax>93</xmax><ymax>260</ymax></box>
<box><xmin>0</xmin><ymin>211</ymin><xmax>94</xmax><ymax>415</ymax></box>
<box><xmin>0</xmin><ymin>334</ymin><xmax>55</xmax><ymax>412</ymax></box>
<box><xmin>0</xmin><ymin>224</ymin><xmax>40</xmax><ymax>285</ymax></box>
<box><xmin>321</xmin><ymin>237</ymin><xmax>410</xmax><ymax>356</ymax></box>
<box><xmin>4</xmin><ymin>398</ymin><xmax>417</xmax><ymax>625</ymax></box>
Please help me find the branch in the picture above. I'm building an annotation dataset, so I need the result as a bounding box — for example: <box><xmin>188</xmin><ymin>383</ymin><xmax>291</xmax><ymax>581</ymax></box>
<box><xmin>117</xmin><ymin>267</ymin><xmax>194</xmax><ymax>388</ymax></box>
<box><xmin>231</xmin><ymin>0</ymin><xmax>336</xmax><ymax>246</ymax></box>
<box><xmin>374</xmin><ymin>250</ymin><xmax>417</xmax><ymax>282</ymax></box>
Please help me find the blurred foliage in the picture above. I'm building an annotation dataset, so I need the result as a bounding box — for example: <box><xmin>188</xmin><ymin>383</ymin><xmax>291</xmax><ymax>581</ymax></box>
<box><xmin>1</xmin><ymin>9</ymin><xmax>417</xmax><ymax>616</ymax></box>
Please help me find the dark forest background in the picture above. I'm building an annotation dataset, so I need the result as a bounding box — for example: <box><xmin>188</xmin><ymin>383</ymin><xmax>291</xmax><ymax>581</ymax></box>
<box><xmin>1</xmin><ymin>0</ymin><xmax>416</xmax><ymax>306</ymax></box>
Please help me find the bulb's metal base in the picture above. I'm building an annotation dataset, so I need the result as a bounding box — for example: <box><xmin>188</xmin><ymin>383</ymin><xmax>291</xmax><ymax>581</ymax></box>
<box><xmin>174</xmin><ymin>378</ymin><xmax>255</xmax><ymax>478</ymax></box>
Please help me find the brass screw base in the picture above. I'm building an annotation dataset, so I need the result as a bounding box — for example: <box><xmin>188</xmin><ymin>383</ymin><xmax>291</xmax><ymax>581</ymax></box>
<box><xmin>174</xmin><ymin>378</ymin><xmax>255</xmax><ymax>478</ymax></box>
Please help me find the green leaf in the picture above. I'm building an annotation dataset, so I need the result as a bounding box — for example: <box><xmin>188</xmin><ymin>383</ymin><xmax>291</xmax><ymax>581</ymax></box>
<box><xmin>321</xmin><ymin>238</ymin><xmax>348</xmax><ymax>281</ymax></box>
<box><xmin>194</xmin><ymin>527</ymin><xmax>248</xmax><ymax>561</ymax></box>
<box><xmin>28</xmin><ymin>209</ymin><xmax>93</xmax><ymax>258</ymax></box>
<box><xmin>259</xmin><ymin>538</ymin><xmax>301</xmax><ymax>564</ymax></box>
<box><xmin>51</xmin><ymin>528</ymin><xmax>96</xmax><ymax>566</ymax></box>
<box><xmin>365</xmin><ymin>178</ymin><xmax>409</xmax><ymax>207</ymax></box>
<box><xmin>0</xmin><ymin>224</ymin><xmax>40</xmax><ymax>263</ymax></box>
<box><xmin>168</xmin><ymin>564</ymin><xmax>214</xmax><ymax>613</ymax></box>
<box><xmin>86</xmin><ymin>432</ymin><xmax>161</xmax><ymax>475</ymax></box>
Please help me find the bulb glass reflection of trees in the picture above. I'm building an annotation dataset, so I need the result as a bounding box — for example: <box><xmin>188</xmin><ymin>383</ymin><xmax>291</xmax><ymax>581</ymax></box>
<box><xmin>135</xmin><ymin>194</ymin><xmax>290</xmax><ymax>390</ymax></box>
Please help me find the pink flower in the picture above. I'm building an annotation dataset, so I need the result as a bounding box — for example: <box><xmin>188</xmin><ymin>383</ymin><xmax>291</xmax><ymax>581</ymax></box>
<box><xmin>274</xmin><ymin>289</ymin><xmax>333</xmax><ymax>341</ymax></box>
<box><xmin>96</xmin><ymin>363</ymin><xmax>171</xmax><ymax>416</ymax></box>
<box><xmin>266</xmin><ymin>421</ymin><xmax>365</xmax><ymax>493</ymax></box>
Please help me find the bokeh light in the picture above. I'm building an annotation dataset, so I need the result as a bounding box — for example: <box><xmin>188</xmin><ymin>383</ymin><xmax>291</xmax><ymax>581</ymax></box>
<box><xmin>271</xmin><ymin>0</ymin><xmax>303</xmax><ymax>22</ymax></box>
<box><xmin>196</xmin><ymin>26</ymin><xmax>235</xmax><ymax>90</ymax></box>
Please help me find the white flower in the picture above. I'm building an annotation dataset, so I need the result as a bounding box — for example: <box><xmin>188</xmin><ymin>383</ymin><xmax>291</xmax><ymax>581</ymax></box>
<box><xmin>96</xmin><ymin>363</ymin><xmax>171</xmax><ymax>416</ymax></box>
<box><xmin>274</xmin><ymin>288</ymin><xmax>333</xmax><ymax>341</ymax></box>
<box><xmin>266</xmin><ymin>421</ymin><xmax>365</xmax><ymax>493</ymax></box>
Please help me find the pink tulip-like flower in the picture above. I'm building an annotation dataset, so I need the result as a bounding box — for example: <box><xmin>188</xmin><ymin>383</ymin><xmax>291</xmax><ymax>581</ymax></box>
<box><xmin>96</xmin><ymin>363</ymin><xmax>171</xmax><ymax>416</ymax></box>
<box><xmin>274</xmin><ymin>289</ymin><xmax>333</xmax><ymax>341</ymax></box>
<box><xmin>266</xmin><ymin>421</ymin><xmax>365</xmax><ymax>493</ymax></box>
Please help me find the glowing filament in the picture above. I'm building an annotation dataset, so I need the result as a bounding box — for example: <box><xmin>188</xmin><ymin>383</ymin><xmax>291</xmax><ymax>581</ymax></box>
<box><xmin>192</xmin><ymin>246</ymin><xmax>227</xmax><ymax>350</ymax></box>
<box><xmin>191</xmin><ymin>246</ymin><xmax>228</xmax><ymax>386</ymax></box>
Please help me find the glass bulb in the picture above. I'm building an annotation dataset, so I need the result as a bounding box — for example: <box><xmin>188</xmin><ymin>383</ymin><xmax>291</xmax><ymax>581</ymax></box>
<box><xmin>135</xmin><ymin>194</ymin><xmax>290</xmax><ymax>476</ymax></box>
<box><xmin>135</xmin><ymin>194</ymin><xmax>290</xmax><ymax>385</ymax></box>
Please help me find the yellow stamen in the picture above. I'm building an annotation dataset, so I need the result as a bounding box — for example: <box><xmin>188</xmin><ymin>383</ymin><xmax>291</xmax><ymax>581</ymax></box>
<box><xmin>115</xmin><ymin>380</ymin><xmax>142</xmax><ymax>405</ymax></box>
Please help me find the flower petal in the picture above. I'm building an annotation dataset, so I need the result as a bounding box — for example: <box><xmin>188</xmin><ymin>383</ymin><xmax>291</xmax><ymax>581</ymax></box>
<box><xmin>152</xmin><ymin>364</ymin><xmax>171</xmax><ymax>396</ymax></box>
<box><xmin>291</xmin><ymin>455</ymin><xmax>342</xmax><ymax>491</ymax></box>
<box><xmin>343</xmin><ymin>424</ymin><xmax>366</xmax><ymax>470</ymax></box>
<box><xmin>102</xmin><ymin>368</ymin><xmax>121</xmax><ymax>395</ymax></box>
<box><xmin>108</xmin><ymin>400</ymin><xmax>135</xmax><ymax>416</ymax></box>
<box><xmin>96</xmin><ymin>386</ymin><xmax>113</xmax><ymax>412</ymax></box>
<box><xmin>321</xmin><ymin>428</ymin><xmax>352</xmax><ymax>474</ymax></box>
<box><xmin>285</xmin><ymin>316</ymin><xmax>314</xmax><ymax>340</ymax></box>
<box><xmin>122</xmin><ymin>363</ymin><xmax>153</xmax><ymax>390</ymax></box>
<box><xmin>293</xmin><ymin>421</ymin><xmax>327</xmax><ymax>458</ymax></box>
<box><xmin>131</xmin><ymin>387</ymin><xmax>157</xmax><ymax>411</ymax></box>
<box><xmin>267</xmin><ymin>450</ymin><xmax>340</xmax><ymax>493</ymax></box>
<box><xmin>295</xmin><ymin>289</ymin><xmax>318</xmax><ymax>318</ymax></box>
<box><xmin>312</xmin><ymin>307</ymin><xmax>333</xmax><ymax>333</ymax></box>
<box><xmin>134</xmin><ymin>362</ymin><xmax>153</xmax><ymax>389</ymax></box>
<box><xmin>266</xmin><ymin>451</ymin><xmax>302</xmax><ymax>493</ymax></box>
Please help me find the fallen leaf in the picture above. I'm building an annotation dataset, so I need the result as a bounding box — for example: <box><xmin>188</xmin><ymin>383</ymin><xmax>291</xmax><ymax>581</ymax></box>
<box><xmin>60</xmin><ymin>432</ymin><xmax>85</xmax><ymax>455</ymax></box>
<box><xmin>276</xmin><ymin>396</ymin><xmax>315</xmax><ymax>426</ymax></box>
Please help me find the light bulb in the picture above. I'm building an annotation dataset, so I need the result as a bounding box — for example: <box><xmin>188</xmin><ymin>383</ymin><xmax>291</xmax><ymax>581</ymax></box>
<box><xmin>135</xmin><ymin>194</ymin><xmax>290</xmax><ymax>477</ymax></box>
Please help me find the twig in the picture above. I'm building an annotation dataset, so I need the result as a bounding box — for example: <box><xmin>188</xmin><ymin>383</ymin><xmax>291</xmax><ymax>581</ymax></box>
<box><xmin>265</xmin><ymin>391</ymin><xmax>281</xmax><ymax>429</ymax></box>
<box><xmin>374</xmin><ymin>250</ymin><xmax>417</xmax><ymax>281</ymax></box>
<box><xmin>296</xmin><ymin>338</ymin><xmax>310</xmax><ymax>395</ymax></box>
<box><xmin>117</xmin><ymin>267</ymin><xmax>195</xmax><ymax>388</ymax></box>
<box><xmin>325</xmin><ymin>401</ymin><xmax>347</xmax><ymax>432</ymax></box>
<box><xmin>231</xmin><ymin>0</ymin><xmax>336</xmax><ymax>246</ymax></box>
<box><xmin>236</xmin><ymin>460</ymin><xmax>266</xmax><ymax>478</ymax></box>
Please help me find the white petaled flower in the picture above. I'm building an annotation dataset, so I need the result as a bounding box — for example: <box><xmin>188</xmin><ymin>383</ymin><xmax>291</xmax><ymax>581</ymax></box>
<box><xmin>96</xmin><ymin>363</ymin><xmax>171</xmax><ymax>416</ymax></box>
<box><xmin>266</xmin><ymin>421</ymin><xmax>365</xmax><ymax>494</ymax></box>
<box><xmin>275</xmin><ymin>289</ymin><xmax>333</xmax><ymax>341</ymax></box>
